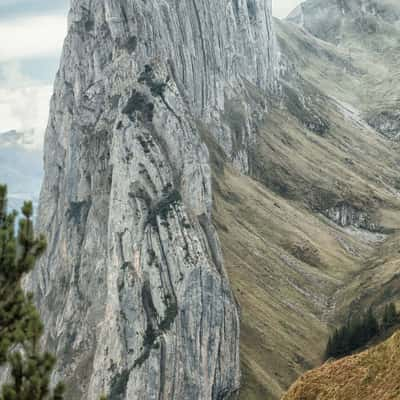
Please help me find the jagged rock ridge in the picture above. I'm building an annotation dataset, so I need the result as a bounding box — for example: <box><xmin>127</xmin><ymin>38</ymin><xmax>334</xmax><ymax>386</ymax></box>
<box><xmin>29</xmin><ymin>0</ymin><xmax>278</xmax><ymax>399</ymax></box>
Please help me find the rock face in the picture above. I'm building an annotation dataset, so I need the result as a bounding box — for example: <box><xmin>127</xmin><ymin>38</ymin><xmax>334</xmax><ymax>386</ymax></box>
<box><xmin>323</xmin><ymin>202</ymin><xmax>379</xmax><ymax>232</ymax></box>
<box><xmin>29</xmin><ymin>0</ymin><xmax>278</xmax><ymax>399</ymax></box>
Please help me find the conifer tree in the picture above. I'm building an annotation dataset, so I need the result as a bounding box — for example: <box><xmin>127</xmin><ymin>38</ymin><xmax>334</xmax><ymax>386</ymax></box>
<box><xmin>0</xmin><ymin>185</ymin><xmax>64</xmax><ymax>400</ymax></box>
<box><xmin>364</xmin><ymin>307</ymin><xmax>379</xmax><ymax>340</ymax></box>
<box><xmin>325</xmin><ymin>336</ymin><xmax>332</xmax><ymax>359</ymax></box>
<box><xmin>382</xmin><ymin>303</ymin><xmax>397</xmax><ymax>330</ymax></box>
<box><xmin>325</xmin><ymin>308</ymin><xmax>380</xmax><ymax>360</ymax></box>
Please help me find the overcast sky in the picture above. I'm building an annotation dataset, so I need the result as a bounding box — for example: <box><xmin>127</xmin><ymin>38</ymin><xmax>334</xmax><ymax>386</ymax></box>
<box><xmin>0</xmin><ymin>0</ymin><xmax>302</xmax><ymax>150</ymax></box>
<box><xmin>274</xmin><ymin>0</ymin><xmax>303</xmax><ymax>18</ymax></box>
<box><xmin>0</xmin><ymin>0</ymin><xmax>68</xmax><ymax>149</ymax></box>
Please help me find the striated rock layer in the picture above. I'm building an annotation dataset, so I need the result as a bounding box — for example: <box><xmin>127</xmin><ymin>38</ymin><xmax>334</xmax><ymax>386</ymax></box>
<box><xmin>29</xmin><ymin>0</ymin><xmax>278</xmax><ymax>399</ymax></box>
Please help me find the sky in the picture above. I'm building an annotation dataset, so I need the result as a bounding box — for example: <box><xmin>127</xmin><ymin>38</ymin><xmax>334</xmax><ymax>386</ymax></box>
<box><xmin>273</xmin><ymin>0</ymin><xmax>303</xmax><ymax>18</ymax></box>
<box><xmin>0</xmin><ymin>0</ymin><xmax>302</xmax><ymax>151</ymax></box>
<box><xmin>0</xmin><ymin>0</ymin><xmax>69</xmax><ymax>150</ymax></box>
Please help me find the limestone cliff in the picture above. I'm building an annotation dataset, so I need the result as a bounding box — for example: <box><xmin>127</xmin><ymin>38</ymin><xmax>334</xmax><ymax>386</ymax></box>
<box><xmin>28</xmin><ymin>0</ymin><xmax>278</xmax><ymax>399</ymax></box>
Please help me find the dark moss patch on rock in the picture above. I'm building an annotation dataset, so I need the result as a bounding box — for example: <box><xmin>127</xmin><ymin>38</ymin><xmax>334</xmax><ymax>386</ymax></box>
<box><xmin>160</xmin><ymin>298</ymin><xmax>178</xmax><ymax>332</ymax></box>
<box><xmin>125</xmin><ymin>36</ymin><xmax>137</xmax><ymax>53</ymax></box>
<box><xmin>138</xmin><ymin>64</ymin><xmax>168</xmax><ymax>97</ymax></box>
<box><xmin>109</xmin><ymin>369</ymin><xmax>130</xmax><ymax>400</ymax></box>
<box><xmin>122</xmin><ymin>90</ymin><xmax>154</xmax><ymax>122</ymax></box>
<box><xmin>147</xmin><ymin>190</ymin><xmax>182</xmax><ymax>227</ymax></box>
<box><xmin>133</xmin><ymin>285</ymin><xmax>178</xmax><ymax>368</ymax></box>
<box><xmin>66</xmin><ymin>200</ymin><xmax>92</xmax><ymax>230</ymax></box>
<box><xmin>85</xmin><ymin>19</ymin><xmax>95</xmax><ymax>31</ymax></box>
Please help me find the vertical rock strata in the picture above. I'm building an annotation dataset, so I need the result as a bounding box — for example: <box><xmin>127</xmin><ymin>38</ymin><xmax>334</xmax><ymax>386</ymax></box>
<box><xmin>30</xmin><ymin>0</ymin><xmax>278</xmax><ymax>398</ymax></box>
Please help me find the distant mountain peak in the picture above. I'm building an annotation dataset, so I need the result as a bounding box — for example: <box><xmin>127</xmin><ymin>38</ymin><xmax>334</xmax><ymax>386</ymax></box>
<box><xmin>0</xmin><ymin>129</ymin><xmax>38</xmax><ymax>149</ymax></box>
<box><xmin>287</xmin><ymin>0</ymin><xmax>400</xmax><ymax>44</ymax></box>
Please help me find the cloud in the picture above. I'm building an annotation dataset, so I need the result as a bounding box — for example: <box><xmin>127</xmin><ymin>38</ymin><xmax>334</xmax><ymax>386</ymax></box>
<box><xmin>0</xmin><ymin>0</ymin><xmax>69</xmax><ymax>20</ymax></box>
<box><xmin>0</xmin><ymin>12</ymin><xmax>67</xmax><ymax>151</ymax></box>
<box><xmin>0</xmin><ymin>62</ymin><xmax>53</xmax><ymax>150</ymax></box>
<box><xmin>0</xmin><ymin>15</ymin><xmax>67</xmax><ymax>63</ymax></box>
<box><xmin>273</xmin><ymin>0</ymin><xmax>303</xmax><ymax>18</ymax></box>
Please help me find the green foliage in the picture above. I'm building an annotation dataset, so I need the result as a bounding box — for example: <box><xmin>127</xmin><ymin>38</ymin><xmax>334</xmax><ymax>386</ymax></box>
<box><xmin>1</xmin><ymin>352</ymin><xmax>65</xmax><ymax>400</ymax></box>
<box><xmin>0</xmin><ymin>184</ymin><xmax>64</xmax><ymax>400</ymax></box>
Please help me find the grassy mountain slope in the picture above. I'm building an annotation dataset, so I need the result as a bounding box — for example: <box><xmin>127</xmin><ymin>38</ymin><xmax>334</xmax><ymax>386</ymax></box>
<box><xmin>276</xmin><ymin>15</ymin><xmax>400</xmax><ymax>321</ymax></box>
<box><xmin>286</xmin><ymin>0</ymin><xmax>400</xmax><ymax>139</ymax></box>
<box><xmin>282</xmin><ymin>330</ymin><xmax>400</xmax><ymax>400</ymax></box>
<box><xmin>207</xmin><ymin>12</ymin><xmax>400</xmax><ymax>399</ymax></box>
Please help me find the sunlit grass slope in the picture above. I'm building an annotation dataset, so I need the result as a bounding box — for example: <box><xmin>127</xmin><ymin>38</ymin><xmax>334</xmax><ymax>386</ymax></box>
<box><xmin>282</xmin><ymin>330</ymin><xmax>400</xmax><ymax>400</ymax></box>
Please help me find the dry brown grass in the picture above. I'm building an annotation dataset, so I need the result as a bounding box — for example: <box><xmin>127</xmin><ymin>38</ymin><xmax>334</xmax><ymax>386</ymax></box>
<box><xmin>282</xmin><ymin>331</ymin><xmax>400</xmax><ymax>400</ymax></box>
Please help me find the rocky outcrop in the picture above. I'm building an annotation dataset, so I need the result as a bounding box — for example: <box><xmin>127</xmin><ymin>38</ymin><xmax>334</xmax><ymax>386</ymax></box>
<box><xmin>367</xmin><ymin>110</ymin><xmax>400</xmax><ymax>139</ymax></box>
<box><xmin>323</xmin><ymin>202</ymin><xmax>382</xmax><ymax>232</ymax></box>
<box><xmin>28</xmin><ymin>0</ymin><xmax>278</xmax><ymax>399</ymax></box>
